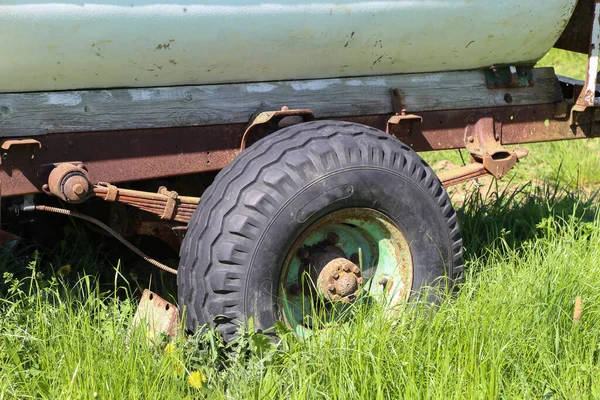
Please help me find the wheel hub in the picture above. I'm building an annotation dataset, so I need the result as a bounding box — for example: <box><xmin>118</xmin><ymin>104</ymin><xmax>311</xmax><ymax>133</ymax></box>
<box><xmin>318</xmin><ymin>258</ymin><xmax>364</xmax><ymax>302</ymax></box>
<box><xmin>280</xmin><ymin>208</ymin><xmax>413</xmax><ymax>337</ymax></box>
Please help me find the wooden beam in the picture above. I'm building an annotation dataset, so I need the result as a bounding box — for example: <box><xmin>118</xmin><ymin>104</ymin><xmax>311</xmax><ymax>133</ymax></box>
<box><xmin>0</xmin><ymin>68</ymin><xmax>561</xmax><ymax>137</ymax></box>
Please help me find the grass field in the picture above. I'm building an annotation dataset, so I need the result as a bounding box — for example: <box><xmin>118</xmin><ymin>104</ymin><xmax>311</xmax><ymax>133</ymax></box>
<box><xmin>1</xmin><ymin>50</ymin><xmax>599</xmax><ymax>399</ymax></box>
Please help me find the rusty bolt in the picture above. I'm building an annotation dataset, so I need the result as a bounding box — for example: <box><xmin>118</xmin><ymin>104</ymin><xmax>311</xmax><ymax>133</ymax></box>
<box><xmin>281</xmin><ymin>105</ymin><xmax>289</xmax><ymax>111</ymax></box>
<box><xmin>326</xmin><ymin>232</ymin><xmax>340</xmax><ymax>244</ymax></box>
<box><xmin>351</xmin><ymin>265</ymin><xmax>360</xmax><ymax>274</ymax></box>
<box><xmin>467</xmin><ymin>135</ymin><xmax>474</xmax><ymax>143</ymax></box>
<box><xmin>287</xmin><ymin>284</ymin><xmax>301</xmax><ymax>296</ymax></box>
<box><xmin>332</xmin><ymin>271</ymin><xmax>339</xmax><ymax>280</ymax></box>
<box><xmin>327</xmin><ymin>284</ymin><xmax>336</xmax><ymax>293</ymax></box>
<box><xmin>336</xmin><ymin>274</ymin><xmax>358</xmax><ymax>296</ymax></box>
<box><xmin>342</xmin><ymin>264</ymin><xmax>351</xmax><ymax>272</ymax></box>
<box><xmin>504</xmin><ymin>93</ymin><xmax>513</xmax><ymax>104</ymax></box>
<box><xmin>72</xmin><ymin>183</ymin><xmax>85</xmax><ymax>196</ymax></box>
<box><xmin>357</xmin><ymin>277</ymin><xmax>364</xmax><ymax>284</ymax></box>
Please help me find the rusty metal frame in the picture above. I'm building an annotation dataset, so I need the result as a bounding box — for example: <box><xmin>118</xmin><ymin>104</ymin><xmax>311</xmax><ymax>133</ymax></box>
<box><xmin>0</xmin><ymin>100</ymin><xmax>598</xmax><ymax>198</ymax></box>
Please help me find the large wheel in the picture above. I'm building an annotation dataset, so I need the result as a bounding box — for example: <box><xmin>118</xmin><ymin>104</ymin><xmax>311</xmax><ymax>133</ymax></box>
<box><xmin>178</xmin><ymin>121</ymin><xmax>463</xmax><ymax>340</ymax></box>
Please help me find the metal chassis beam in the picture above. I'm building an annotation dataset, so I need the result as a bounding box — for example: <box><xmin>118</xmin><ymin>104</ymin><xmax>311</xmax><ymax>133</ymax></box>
<box><xmin>0</xmin><ymin>98</ymin><xmax>598</xmax><ymax>198</ymax></box>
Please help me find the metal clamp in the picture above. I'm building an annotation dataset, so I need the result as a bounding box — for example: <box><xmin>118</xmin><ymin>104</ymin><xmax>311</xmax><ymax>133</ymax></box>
<box><xmin>0</xmin><ymin>139</ymin><xmax>41</xmax><ymax>166</ymax></box>
<box><xmin>388</xmin><ymin>87</ymin><xmax>422</xmax><ymax>140</ymax></box>
<box><xmin>241</xmin><ymin>106</ymin><xmax>315</xmax><ymax>150</ymax></box>
<box><xmin>157</xmin><ymin>186</ymin><xmax>178</xmax><ymax>220</ymax></box>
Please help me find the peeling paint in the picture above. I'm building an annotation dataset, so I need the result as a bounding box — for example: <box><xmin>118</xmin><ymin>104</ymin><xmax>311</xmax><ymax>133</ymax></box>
<box><xmin>290</xmin><ymin>79</ymin><xmax>341</xmax><ymax>91</ymax></box>
<box><xmin>44</xmin><ymin>93</ymin><xmax>82</xmax><ymax>106</ymax></box>
<box><xmin>346</xmin><ymin>78</ymin><xmax>387</xmax><ymax>87</ymax></box>
<box><xmin>246</xmin><ymin>83</ymin><xmax>277</xmax><ymax>93</ymax></box>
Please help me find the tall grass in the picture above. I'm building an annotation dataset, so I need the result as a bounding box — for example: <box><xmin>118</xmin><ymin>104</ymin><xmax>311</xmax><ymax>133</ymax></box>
<box><xmin>2</xmin><ymin>47</ymin><xmax>599</xmax><ymax>399</ymax></box>
<box><xmin>1</xmin><ymin>183</ymin><xmax>598</xmax><ymax>399</ymax></box>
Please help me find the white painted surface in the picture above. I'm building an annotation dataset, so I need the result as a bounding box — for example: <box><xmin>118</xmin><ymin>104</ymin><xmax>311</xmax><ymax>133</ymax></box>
<box><xmin>0</xmin><ymin>0</ymin><xmax>577</xmax><ymax>93</ymax></box>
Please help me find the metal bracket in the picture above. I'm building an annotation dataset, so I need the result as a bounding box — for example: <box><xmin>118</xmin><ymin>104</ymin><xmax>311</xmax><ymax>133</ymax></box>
<box><xmin>388</xmin><ymin>88</ymin><xmax>422</xmax><ymax>140</ymax></box>
<box><xmin>131</xmin><ymin>289</ymin><xmax>179</xmax><ymax>342</ymax></box>
<box><xmin>0</xmin><ymin>139</ymin><xmax>41</xmax><ymax>166</ymax></box>
<box><xmin>465</xmin><ymin>116</ymin><xmax>527</xmax><ymax>179</ymax></box>
<box><xmin>485</xmin><ymin>66</ymin><xmax>534</xmax><ymax>89</ymax></box>
<box><xmin>386</xmin><ymin>114</ymin><xmax>423</xmax><ymax>140</ymax></box>
<box><xmin>241</xmin><ymin>106</ymin><xmax>314</xmax><ymax>150</ymax></box>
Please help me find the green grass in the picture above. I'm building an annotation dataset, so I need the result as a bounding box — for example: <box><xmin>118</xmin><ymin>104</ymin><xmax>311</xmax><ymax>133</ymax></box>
<box><xmin>1</xmin><ymin>185</ymin><xmax>599</xmax><ymax>399</ymax></box>
<box><xmin>2</xmin><ymin>49</ymin><xmax>600</xmax><ymax>399</ymax></box>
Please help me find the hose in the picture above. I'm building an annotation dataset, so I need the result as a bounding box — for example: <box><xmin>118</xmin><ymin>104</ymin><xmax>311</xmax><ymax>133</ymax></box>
<box><xmin>23</xmin><ymin>204</ymin><xmax>178</xmax><ymax>275</ymax></box>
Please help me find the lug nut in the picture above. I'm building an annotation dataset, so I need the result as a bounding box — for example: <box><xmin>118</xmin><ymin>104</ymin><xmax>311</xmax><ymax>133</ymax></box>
<box><xmin>326</xmin><ymin>232</ymin><xmax>340</xmax><ymax>244</ymax></box>
<box><xmin>297</xmin><ymin>247</ymin><xmax>309</xmax><ymax>260</ymax></box>
<box><xmin>72</xmin><ymin>183</ymin><xmax>85</xmax><ymax>195</ymax></box>
<box><xmin>327</xmin><ymin>284</ymin><xmax>336</xmax><ymax>292</ymax></box>
<box><xmin>332</xmin><ymin>271</ymin><xmax>339</xmax><ymax>279</ymax></box>
<box><xmin>342</xmin><ymin>264</ymin><xmax>351</xmax><ymax>272</ymax></box>
<box><xmin>357</xmin><ymin>277</ymin><xmax>364</xmax><ymax>284</ymax></box>
<box><xmin>351</xmin><ymin>265</ymin><xmax>360</xmax><ymax>274</ymax></box>
<box><xmin>378</xmin><ymin>276</ymin><xmax>389</xmax><ymax>287</ymax></box>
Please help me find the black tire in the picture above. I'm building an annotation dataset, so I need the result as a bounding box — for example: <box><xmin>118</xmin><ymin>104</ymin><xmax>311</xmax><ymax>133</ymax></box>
<box><xmin>178</xmin><ymin>121</ymin><xmax>463</xmax><ymax>340</ymax></box>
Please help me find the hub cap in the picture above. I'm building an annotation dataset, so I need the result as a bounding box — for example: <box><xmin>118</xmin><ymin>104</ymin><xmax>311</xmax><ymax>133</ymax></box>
<box><xmin>279</xmin><ymin>208</ymin><xmax>413</xmax><ymax>337</ymax></box>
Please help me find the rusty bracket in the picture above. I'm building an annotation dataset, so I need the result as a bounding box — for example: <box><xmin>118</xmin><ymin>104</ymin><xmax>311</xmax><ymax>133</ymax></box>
<box><xmin>157</xmin><ymin>186</ymin><xmax>178</xmax><ymax>220</ymax></box>
<box><xmin>464</xmin><ymin>116</ymin><xmax>527</xmax><ymax>180</ymax></box>
<box><xmin>388</xmin><ymin>88</ymin><xmax>422</xmax><ymax>140</ymax></box>
<box><xmin>0</xmin><ymin>139</ymin><xmax>41</xmax><ymax>166</ymax></box>
<box><xmin>485</xmin><ymin>65</ymin><xmax>534</xmax><ymax>89</ymax></box>
<box><xmin>240</xmin><ymin>106</ymin><xmax>314</xmax><ymax>150</ymax></box>
<box><xmin>386</xmin><ymin>113</ymin><xmax>423</xmax><ymax>140</ymax></box>
<box><xmin>439</xmin><ymin>148</ymin><xmax>529</xmax><ymax>188</ymax></box>
<box><xmin>131</xmin><ymin>289</ymin><xmax>179</xmax><ymax>342</ymax></box>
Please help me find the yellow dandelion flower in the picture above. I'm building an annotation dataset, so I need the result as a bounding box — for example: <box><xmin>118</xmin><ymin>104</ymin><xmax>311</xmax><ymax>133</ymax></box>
<box><xmin>187</xmin><ymin>370</ymin><xmax>206</xmax><ymax>389</ymax></box>
<box><xmin>172</xmin><ymin>360</ymin><xmax>184</xmax><ymax>376</ymax></box>
<box><xmin>163</xmin><ymin>342</ymin><xmax>176</xmax><ymax>356</ymax></box>
<box><xmin>57</xmin><ymin>264</ymin><xmax>71</xmax><ymax>276</ymax></box>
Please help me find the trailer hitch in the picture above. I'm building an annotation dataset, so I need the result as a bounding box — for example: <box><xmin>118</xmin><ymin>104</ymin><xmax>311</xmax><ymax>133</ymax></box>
<box><xmin>438</xmin><ymin>116</ymin><xmax>528</xmax><ymax>187</ymax></box>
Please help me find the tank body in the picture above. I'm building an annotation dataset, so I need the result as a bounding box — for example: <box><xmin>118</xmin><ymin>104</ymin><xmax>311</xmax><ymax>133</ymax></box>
<box><xmin>0</xmin><ymin>0</ymin><xmax>578</xmax><ymax>93</ymax></box>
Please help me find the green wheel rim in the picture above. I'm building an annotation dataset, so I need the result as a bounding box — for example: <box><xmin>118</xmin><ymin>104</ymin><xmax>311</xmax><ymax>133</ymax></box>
<box><xmin>278</xmin><ymin>208</ymin><xmax>413</xmax><ymax>338</ymax></box>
